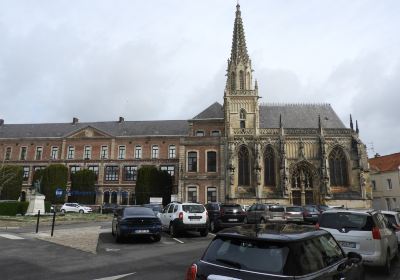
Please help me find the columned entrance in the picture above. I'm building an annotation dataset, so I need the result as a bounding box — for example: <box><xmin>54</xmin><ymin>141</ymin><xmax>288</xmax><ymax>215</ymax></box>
<box><xmin>290</xmin><ymin>161</ymin><xmax>319</xmax><ymax>205</ymax></box>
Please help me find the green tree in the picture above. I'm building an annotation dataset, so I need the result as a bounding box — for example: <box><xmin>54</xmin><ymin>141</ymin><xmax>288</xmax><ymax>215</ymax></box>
<box><xmin>33</xmin><ymin>164</ymin><xmax>68</xmax><ymax>204</ymax></box>
<box><xmin>70</xmin><ymin>169</ymin><xmax>96</xmax><ymax>204</ymax></box>
<box><xmin>136</xmin><ymin>165</ymin><xmax>172</xmax><ymax>205</ymax></box>
<box><xmin>0</xmin><ymin>165</ymin><xmax>23</xmax><ymax>200</ymax></box>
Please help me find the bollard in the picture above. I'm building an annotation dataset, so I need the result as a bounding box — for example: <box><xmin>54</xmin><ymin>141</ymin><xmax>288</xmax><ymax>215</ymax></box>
<box><xmin>51</xmin><ymin>210</ymin><xmax>56</xmax><ymax>237</ymax></box>
<box><xmin>35</xmin><ymin>210</ymin><xmax>40</xmax><ymax>233</ymax></box>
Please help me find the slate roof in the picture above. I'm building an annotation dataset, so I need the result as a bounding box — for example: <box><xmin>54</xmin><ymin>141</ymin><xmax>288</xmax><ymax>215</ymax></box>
<box><xmin>369</xmin><ymin>153</ymin><xmax>400</xmax><ymax>173</ymax></box>
<box><xmin>0</xmin><ymin>120</ymin><xmax>189</xmax><ymax>139</ymax></box>
<box><xmin>192</xmin><ymin>102</ymin><xmax>224</xmax><ymax>120</ymax></box>
<box><xmin>260</xmin><ymin>104</ymin><xmax>346</xmax><ymax>129</ymax></box>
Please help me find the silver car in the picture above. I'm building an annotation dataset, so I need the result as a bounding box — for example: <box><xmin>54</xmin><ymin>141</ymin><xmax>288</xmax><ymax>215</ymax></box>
<box><xmin>318</xmin><ymin>209</ymin><xmax>398</xmax><ymax>275</ymax></box>
<box><xmin>283</xmin><ymin>205</ymin><xmax>304</xmax><ymax>223</ymax></box>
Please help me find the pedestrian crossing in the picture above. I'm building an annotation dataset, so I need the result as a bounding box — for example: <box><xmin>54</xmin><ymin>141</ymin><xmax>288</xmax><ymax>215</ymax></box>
<box><xmin>0</xmin><ymin>233</ymin><xmax>24</xmax><ymax>240</ymax></box>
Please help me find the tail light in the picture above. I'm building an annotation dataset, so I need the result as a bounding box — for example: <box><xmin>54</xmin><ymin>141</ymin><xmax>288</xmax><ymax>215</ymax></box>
<box><xmin>220</xmin><ymin>209</ymin><xmax>225</xmax><ymax>216</ymax></box>
<box><xmin>372</xmin><ymin>227</ymin><xmax>381</xmax><ymax>240</ymax></box>
<box><xmin>185</xmin><ymin>264</ymin><xmax>197</xmax><ymax>280</ymax></box>
<box><xmin>315</xmin><ymin>223</ymin><xmax>320</xmax><ymax>230</ymax></box>
<box><xmin>178</xmin><ymin>212</ymin><xmax>183</xmax><ymax>220</ymax></box>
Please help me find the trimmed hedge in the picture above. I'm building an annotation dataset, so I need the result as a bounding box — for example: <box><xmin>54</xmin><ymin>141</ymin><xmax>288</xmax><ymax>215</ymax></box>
<box><xmin>0</xmin><ymin>201</ymin><xmax>51</xmax><ymax>216</ymax></box>
<box><xmin>0</xmin><ymin>201</ymin><xmax>29</xmax><ymax>216</ymax></box>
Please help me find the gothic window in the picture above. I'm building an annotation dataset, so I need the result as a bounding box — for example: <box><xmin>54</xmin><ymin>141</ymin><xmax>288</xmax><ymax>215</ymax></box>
<box><xmin>238</xmin><ymin>145</ymin><xmax>250</xmax><ymax>186</ymax></box>
<box><xmin>231</xmin><ymin>72</ymin><xmax>236</xmax><ymax>90</ymax></box>
<box><xmin>240</xmin><ymin>109</ymin><xmax>246</xmax><ymax>129</ymax></box>
<box><xmin>239</xmin><ymin>70</ymin><xmax>244</xmax><ymax>90</ymax></box>
<box><xmin>328</xmin><ymin>147</ymin><xmax>348</xmax><ymax>186</ymax></box>
<box><xmin>264</xmin><ymin>146</ymin><xmax>276</xmax><ymax>186</ymax></box>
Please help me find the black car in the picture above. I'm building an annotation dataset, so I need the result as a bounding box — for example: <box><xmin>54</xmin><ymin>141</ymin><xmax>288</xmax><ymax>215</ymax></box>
<box><xmin>101</xmin><ymin>203</ymin><xmax>118</xmax><ymax>214</ymax></box>
<box><xmin>205</xmin><ymin>203</ymin><xmax>246</xmax><ymax>232</ymax></box>
<box><xmin>111</xmin><ymin>206</ymin><xmax>162</xmax><ymax>243</ymax></box>
<box><xmin>186</xmin><ymin>223</ymin><xmax>364</xmax><ymax>280</ymax></box>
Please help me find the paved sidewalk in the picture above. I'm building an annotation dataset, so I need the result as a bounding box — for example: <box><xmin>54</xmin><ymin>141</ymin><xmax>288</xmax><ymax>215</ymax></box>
<box><xmin>31</xmin><ymin>226</ymin><xmax>108</xmax><ymax>254</ymax></box>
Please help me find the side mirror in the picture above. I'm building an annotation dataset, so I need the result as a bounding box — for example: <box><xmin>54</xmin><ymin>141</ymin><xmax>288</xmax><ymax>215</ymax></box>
<box><xmin>347</xmin><ymin>252</ymin><xmax>362</xmax><ymax>265</ymax></box>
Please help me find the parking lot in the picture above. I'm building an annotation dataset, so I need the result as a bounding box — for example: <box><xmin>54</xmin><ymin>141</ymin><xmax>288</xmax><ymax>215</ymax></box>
<box><xmin>0</xmin><ymin>221</ymin><xmax>400</xmax><ymax>279</ymax></box>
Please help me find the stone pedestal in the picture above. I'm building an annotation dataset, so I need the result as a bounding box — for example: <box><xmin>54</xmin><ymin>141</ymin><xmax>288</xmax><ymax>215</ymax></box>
<box><xmin>26</xmin><ymin>194</ymin><xmax>46</xmax><ymax>215</ymax></box>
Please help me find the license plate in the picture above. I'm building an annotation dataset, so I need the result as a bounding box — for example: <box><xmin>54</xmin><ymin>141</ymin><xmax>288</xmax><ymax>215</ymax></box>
<box><xmin>135</xmin><ymin>229</ymin><xmax>149</xmax><ymax>233</ymax></box>
<box><xmin>339</xmin><ymin>241</ymin><xmax>356</xmax><ymax>248</ymax></box>
<box><xmin>228</xmin><ymin>219</ymin><xmax>238</xmax><ymax>222</ymax></box>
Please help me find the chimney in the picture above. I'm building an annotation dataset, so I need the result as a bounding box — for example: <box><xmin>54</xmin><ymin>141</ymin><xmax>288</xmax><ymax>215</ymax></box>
<box><xmin>0</xmin><ymin>119</ymin><xmax>4</xmax><ymax>126</ymax></box>
<box><xmin>118</xmin><ymin>116</ymin><xmax>124</xmax><ymax>123</ymax></box>
<box><xmin>72</xmin><ymin>117</ymin><xmax>79</xmax><ymax>124</ymax></box>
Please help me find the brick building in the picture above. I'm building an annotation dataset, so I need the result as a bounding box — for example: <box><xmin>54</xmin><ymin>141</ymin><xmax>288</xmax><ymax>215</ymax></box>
<box><xmin>0</xmin><ymin>4</ymin><xmax>372</xmax><ymax>207</ymax></box>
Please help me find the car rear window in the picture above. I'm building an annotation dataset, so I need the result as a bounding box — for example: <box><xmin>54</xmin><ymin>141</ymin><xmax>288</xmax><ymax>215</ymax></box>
<box><xmin>319</xmin><ymin>212</ymin><xmax>373</xmax><ymax>231</ymax></box>
<box><xmin>286</xmin><ymin>207</ymin><xmax>302</xmax><ymax>212</ymax></box>
<box><xmin>221</xmin><ymin>204</ymin><xmax>243</xmax><ymax>211</ymax></box>
<box><xmin>270</xmin><ymin>206</ymin><xmax>284</xmax><ymax>212</ymax></box>
<box><xmin>124</xmin><ymin>207</ymin><xmax>155</xmax><ymax>216</ymax></box>
<box><xmin>203</xmin><ymin>237</ymin><xmax>289</xmax><ymax>275</ymax></box>
<box><xmin>182</xmin><ymin>204</ymin><xmax>205</xmax><ymax>213</ymax></box>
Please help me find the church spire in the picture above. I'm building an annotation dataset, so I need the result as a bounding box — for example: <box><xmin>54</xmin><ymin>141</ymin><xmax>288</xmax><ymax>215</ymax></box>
<box><xmin>230</xmin><ymin>3</ymin><xmax>249</xmax><ymax>64</ymax></box>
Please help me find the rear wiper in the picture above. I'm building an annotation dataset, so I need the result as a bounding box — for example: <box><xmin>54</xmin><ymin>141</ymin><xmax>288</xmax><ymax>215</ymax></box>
<box><xmin>216</xmin><ymin>258</ymin><xmax>242</xmax><ymax>269</ymax></box>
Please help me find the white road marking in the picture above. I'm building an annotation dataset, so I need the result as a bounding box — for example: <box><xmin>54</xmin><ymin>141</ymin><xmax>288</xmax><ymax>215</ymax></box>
<box><xmin>105</xmin><ymin>248</ymin><xmax>120</xmax><ymax>252</ymax></box>
<box><xmin>93</xmin><ymin>272</ymin><xmax>136</xmax><ymax>280</ymax></box>
<box><xmin>0</xmin><ymin>233</ymin><xmax>24</xmax><ymax>240</ymax></box>
<box><xmin>0</xmin><ymin>227</ymin><xmax>20</xmax><ymax>230</ymax></box>
<box><xmin>173</xmin><ymin>237</ymin><xmax>184</xmax><ymax>244</ymax></box>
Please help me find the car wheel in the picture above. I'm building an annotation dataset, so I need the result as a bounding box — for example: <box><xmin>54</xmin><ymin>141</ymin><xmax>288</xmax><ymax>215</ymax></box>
<box><xmin>243</xmin><ymin>217</ymin><xmax>248</xmax><ymax>224</ymax></box>
<box><xmin>111</xmin><ymin>225</ymin><xmax>115</xmax><ymax>236</ymax></box>
<box><xmin>169</xmin><ymin>224</ymin><xmax>177</xmax><ymax>238</ymax></box>
<box><xmin>61</xmin><ymin>209</ymin><xmax>66</xmax><ymax>214</ymax></box>
<box><xmin>152</xmin><ymin>234</ymin><xmax>161</xmax><ymax>242</ymax></box>
<box><xmin>384</xmin><ymin>249</ymin><xmax>391</xmax><ymax>275</ymax></box>
<box><xmin>115</xmin><ymin>226</ymin><xmax>123</xmax><ymax>243</ymax></box>
<box><xmin>200</xmin><ymin>228</ymin><xmax>208</xmax><ymax>237</ymax></box>
<box><xmin>79</xmin><ymin>209</ymin><xmax>84</xmax><ymax>214</ymax></box>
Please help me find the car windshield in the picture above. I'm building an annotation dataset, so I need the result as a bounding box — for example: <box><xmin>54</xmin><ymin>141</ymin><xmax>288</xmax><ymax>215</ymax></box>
<box><xmin>319</xmin><ymin>212</ymin><xmax>373</xmax><ymax>231</ymax></box>
<box><xmin>286</xmin><ymin>207</ymin><xmax>302</xmax><ymax>212</ymax></box>
<box><xmin>182</xmin><ymin>204</ymin><xmax>205</xmax><ymax>213</ymax></box>
<box><xmin>124</xmin><ymin>207</ymin><xmax>155</xmax><ymax>216</ymax></box>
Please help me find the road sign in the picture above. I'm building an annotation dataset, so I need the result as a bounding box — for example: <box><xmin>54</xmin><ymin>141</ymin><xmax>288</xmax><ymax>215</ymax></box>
<box><xmin>55</xmin><ymin>188</ymin><xmax>63</xmax><ymax>198</ymax></box>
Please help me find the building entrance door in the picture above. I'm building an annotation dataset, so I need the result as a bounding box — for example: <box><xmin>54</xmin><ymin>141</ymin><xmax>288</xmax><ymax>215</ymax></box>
<box><xmin>292</xmin><ymin>191</ymin><xmax>301</xmax><ymax>206</ymax></box>
<box><xmin>305</xmin><ymin>191</ymin><xmax>314</xmax><ymax>205</ymax></box>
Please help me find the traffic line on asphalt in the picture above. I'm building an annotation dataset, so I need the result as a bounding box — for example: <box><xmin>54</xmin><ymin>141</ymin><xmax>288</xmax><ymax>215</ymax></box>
<box><xmin>93</xmin><ymin>272</ymin><xmax>136</xmax><ymax>280</ymax></box>
<box><xmin>0</xmin><ymin>233</ymin><xmax>24</xmax><ymax>240</ymax></box>
<box><xmin>173</xmin><ymin>237</ymin><xmax>184</xmax><ymax>244</ymax></box>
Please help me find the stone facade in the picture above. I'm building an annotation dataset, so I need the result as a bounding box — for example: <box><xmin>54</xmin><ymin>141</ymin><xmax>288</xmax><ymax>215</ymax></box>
<box><xmin>0</xmin><ymin>4</ymin><xmax>371</xmax><ymax>208</ymax></box>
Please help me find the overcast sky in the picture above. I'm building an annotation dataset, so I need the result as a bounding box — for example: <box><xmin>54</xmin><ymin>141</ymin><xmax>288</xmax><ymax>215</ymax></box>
<box><xmin>0</xmin><ymin>0</ymin><xmax>399</xmax><ymax>157</ymax></box>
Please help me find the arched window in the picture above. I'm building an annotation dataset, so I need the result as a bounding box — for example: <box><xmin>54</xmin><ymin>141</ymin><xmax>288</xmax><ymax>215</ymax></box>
<box><xmin>103</xmin><ymin>191</ymin><xmax>110</xmax><ymax>204</ymax></box>
<box><xmin>238</xmin><ymin>146</ymin><xmax>250</xmax><ymax>186</ymax></box>
<box><xmin>264</xmin><ymin>146</ymin><xmax>276</xmax><ymax>186</ymax></box>
<box><xmin>239</xmin><ymin>70</ymin><xmax>244</xmax><ymax>90</ymax></box>
<box><xmin>329</xmin><ymin>147</ymin><xmax>348</xmax><ymax>186</ymax></box>
<box><xmin>240</xmin><ymin>109</ymin><xmax>246</xmax><ymax>129</ymax></box>
<box><xmin>231</xmin><ymin>72</ymin><xmax>236</xmax><ymax>91</ymax></box>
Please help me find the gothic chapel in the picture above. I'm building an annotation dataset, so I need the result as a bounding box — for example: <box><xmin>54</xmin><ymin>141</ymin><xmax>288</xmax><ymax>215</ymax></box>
<box><xmin>0</xmin><ymin>4</ymin><xmax>372</xmax><ymax>208</ymax></box>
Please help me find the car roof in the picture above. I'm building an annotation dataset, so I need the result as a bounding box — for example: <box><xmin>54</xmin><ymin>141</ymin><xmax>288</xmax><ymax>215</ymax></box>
<box><xmin>216</xmin><ymin>223</ymin><xmax>327</xmax><ymax>242</ymax></box>
<box><xmin>322</xmin><ymin>208</ymin><xmax>377</xmax><ymax>215</ymax></box>
<box><xmin>381</xmin><ymin>210</ymin><xmax>399</xmax><ymax>215</ymax></box>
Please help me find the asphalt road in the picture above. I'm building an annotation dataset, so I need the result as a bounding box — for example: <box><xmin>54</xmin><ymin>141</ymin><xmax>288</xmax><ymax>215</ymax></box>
<box><xmin>0</xmin><ymin>222</ymin><xmax>399</xmax><ymax>280</ymax></box>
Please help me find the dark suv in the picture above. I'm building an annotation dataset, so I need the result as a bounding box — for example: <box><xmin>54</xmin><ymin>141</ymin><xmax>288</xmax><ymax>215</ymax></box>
<box><xmin>205</xmin><ymin>203</ymin><xmax>246</xmax><ymax>232</ymax></box>
<box><xmin>186</xmin><ymin>223</ymin><xmax>364</xmax><ymax>280</ymax></box>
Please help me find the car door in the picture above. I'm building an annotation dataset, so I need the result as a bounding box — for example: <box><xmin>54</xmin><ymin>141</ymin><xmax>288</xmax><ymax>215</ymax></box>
<box><xmin>379</xmin><ymin>213</ymin><xmax>398</xmax><ymax>258</ymax></box>
<box><xmin>246</xmin><ymin>204</ymin><xmax>257</xmax><ymax>223</ymax></box>
<box><xmin>159</xmin><ymin>204</ymin><xmax>171</xmax><ymax>228</ymax></box>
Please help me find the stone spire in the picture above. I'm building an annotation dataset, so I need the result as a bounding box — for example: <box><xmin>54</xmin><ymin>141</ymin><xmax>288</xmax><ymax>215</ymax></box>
<box><xmin>356</xmin><ymin>120</ymin><xmax>359</xmax><ymax>134</ymax></box>
<box><xmin>230</xmin><ymin>3</ymin><xmax>249</xmax><ymax>64</ymax></box>
<box><xmin>350</xmin><ymin>114</ymin><xmax>354</xmax><ymax>131</ymax></box>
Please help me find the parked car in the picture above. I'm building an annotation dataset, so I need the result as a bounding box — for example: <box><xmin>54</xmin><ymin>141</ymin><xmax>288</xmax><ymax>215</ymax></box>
<box><xmin>303</xmin><ymin>205</ymin><xmax>321</xmax><ymax>224</ymax></box>
<box><xmin>142</xmin><ymin>203</ymin><xmax>163</xmax><ymax>214</ymax></box>
<box><xmin>205</xmin><ymin>203</ymin><xmax>246</xmax><ymax>232</ymax></box>
<box><xmin>283</xmin><ymin>205</ymin><xmax>304</xmax><ymax>223</ymax></box>
<box><xmin>244</xmin><ymin>203</ymin><xmax>278</xmax><ymax>224</ymax></box>
<box><xmin>101</xmin><ymin>203</ymin><xmax>118</xmax><ymax>214</ymax></box>
<box><xmin>318</xmin><ymin>208</ymin><xmax>398</xmax><ymax>274</ymax></box>
<box><xmin>185</xmin><ymin>223</ymin><xmax>364</xmax><ymax>280</ymax></box>
<box><xmin>158</xmin><ymin>202</ymin><xmax>208</xmax><ymax>237</ymax></box>
<box><xmin>382</xmin><ymin>210</ymin><xmax>400</xmax><ymax>245</ymax></box>
<box><xmin>60</xmin><ymin>203</ymin><xmax>92</xmax><ymax>214</ymax></box>
<box><xmin>111</xmin><ymin>206</ymin><xmax>162</xmax><ymax>243</ymax></box>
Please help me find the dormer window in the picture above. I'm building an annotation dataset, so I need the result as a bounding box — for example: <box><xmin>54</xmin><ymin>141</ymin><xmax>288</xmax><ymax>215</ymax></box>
<box><xmin>240</xmin><ymin>109</ymin><xmax>246</xmax><ymax>128</ymax></box>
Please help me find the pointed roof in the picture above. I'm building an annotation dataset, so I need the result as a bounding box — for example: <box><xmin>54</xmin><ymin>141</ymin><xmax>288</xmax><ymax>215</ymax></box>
<box><xmin>192</xmin><ymin>102</ymin><xmax>224</xmax><ymax>120</ymax></box>
<box><xmin>230</xmin><ymin>4</ymin><xmax>249</xmax><ymax>64</ymax></box>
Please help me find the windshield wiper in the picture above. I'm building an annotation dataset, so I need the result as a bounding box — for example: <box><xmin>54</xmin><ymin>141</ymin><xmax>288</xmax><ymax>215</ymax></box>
<box><xmin>216</xmin><ymin>258</ymin><xmax>242</xmax><ymax>269</ymax></box>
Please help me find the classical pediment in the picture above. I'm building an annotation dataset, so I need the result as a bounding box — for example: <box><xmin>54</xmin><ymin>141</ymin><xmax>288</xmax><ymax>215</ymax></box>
<box><xmin>66</xmin><ymin>126</ymin><xmax>112</xmax><ymax>139</ymax></box>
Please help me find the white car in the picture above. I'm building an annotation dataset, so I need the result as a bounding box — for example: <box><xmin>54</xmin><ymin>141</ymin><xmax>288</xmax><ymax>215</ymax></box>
<box><xmin>158</xmin><ymin>202</ymin><xmax>208</xmax><ymax>237</ymax></box>
<box><xmin>382</xmin><ymin>210</ymin><xmax>400</xmax><ymax>245</ymax></box>
<box><xmin>318</xmin><ymin>209</ymin><xmax>398</xmax><ymax>275</ymax></box>
<box><xmin>60</xmin><ymin>203</ymin><xmax>92</xmax><ymax>214</ymax></box>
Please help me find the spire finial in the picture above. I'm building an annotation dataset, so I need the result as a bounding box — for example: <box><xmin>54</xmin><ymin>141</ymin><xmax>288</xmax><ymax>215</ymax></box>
<box><xmin>356</xmin><ymin>120</ymin><xmax>359</xmax><ymax>134</ymax></box>
<box><xmin>279</xmin><ymin>114</ymin><xmax>283</xmax><ymax>128</ymax></box>
<box><xmin>350</xmin><ymin>114</ymin><xmax>354</xmax><ymax>131</ymax></box>
<box><xmin>230</xmin><ymin>1</ymin><xmax>249</xmax><ymax>64</ymax></box>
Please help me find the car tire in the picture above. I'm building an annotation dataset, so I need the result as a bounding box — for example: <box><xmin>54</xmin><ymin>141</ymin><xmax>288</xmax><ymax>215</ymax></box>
<box><xmin>115</xmin><ymin>226</ymin><xmax>123</xmax><ymax>243</ymax></box>
<box><xmin>243</xmin><ymin>217</ymin><xmax>248</xmax><ymax>224</ymax></box>
<box><xmin>79</xmin><ymin>209</ymin><xmax>84</xmax><ymax>214</ymax></box>
<box><xmin>200</xmin><ymin>228</ymin><xmax>208</xmax><ymax>237</ymax></box>
<box><xmin>383</xmin><ymin>249</ymin><xmax>391</xmax><ymax>275</ymax></box>
<box><xmin>169</xmin><ymin>224</ymin><xmax>177</xmax><ymax>238</ymax></box>
<box><xmin>153</xmin><ymin>234</ymin><xmax>161</xmax><ymax>242</ymax></box>
<box><xmin>61</xmin><ymin>209</ymin><xmax>66</xmax><ymax>214</ymax></box>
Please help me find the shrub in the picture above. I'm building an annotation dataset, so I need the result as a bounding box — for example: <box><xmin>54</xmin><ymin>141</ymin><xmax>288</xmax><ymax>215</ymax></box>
<box><xmin>33</xmin><ymin>164</ymin><xmax>68</xmax><ymax>204</ymax></box>
<box><xmin>0</xmin><ymin>201</ymin><xmax>29</xmax><ymax>216</ymax></box>
<box><xmin>70</xmin><ymin>169</ymin><xmax>96</xmax><ymax>204</ymax></box>
<box><xmin>0</xmin><ymin>165</ymin><xmax>23</xmax><ymax>200</ymax></box>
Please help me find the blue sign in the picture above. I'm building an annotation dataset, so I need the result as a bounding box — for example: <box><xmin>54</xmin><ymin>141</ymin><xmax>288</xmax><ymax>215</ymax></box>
<box><xmin>55</xmin><ymin>188</ymin><xmax>63</xmax><ymax>198</ymax></box>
